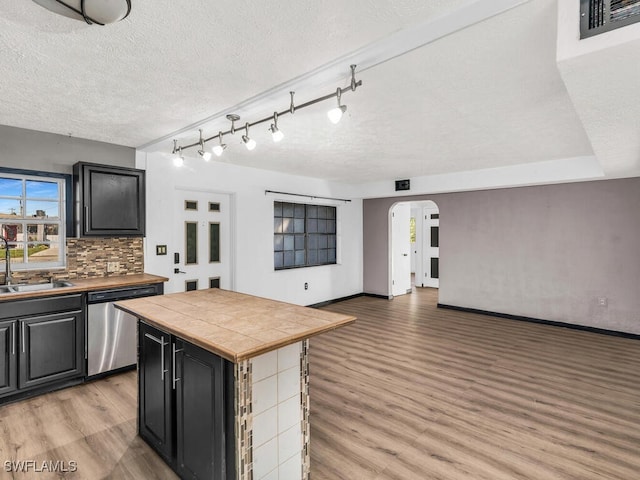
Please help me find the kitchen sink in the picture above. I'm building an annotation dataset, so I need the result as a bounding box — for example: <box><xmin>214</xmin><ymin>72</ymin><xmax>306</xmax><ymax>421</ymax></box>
<box><xmin>0</xmin><ymin>281</ymin><xmax>74</xmax><ymax>294</ymax></box>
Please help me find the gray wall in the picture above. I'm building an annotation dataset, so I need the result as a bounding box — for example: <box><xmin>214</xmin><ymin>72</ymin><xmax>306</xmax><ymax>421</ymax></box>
<box><xmin>363</xmin><ymin>177</ymin><xmax>640</xmax><ymax>334</ymax></box>
<box><xmin>0</xmin><ymin>124</ymin><xmax>134</xmax><ymax>174</ymax></box>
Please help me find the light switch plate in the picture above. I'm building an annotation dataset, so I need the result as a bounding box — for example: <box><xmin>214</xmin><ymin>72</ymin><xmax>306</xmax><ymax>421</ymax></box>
<box><xmin>156</xmin><ymin>245</ymin><xmax>167</xmax><ymax>255</ymax></box>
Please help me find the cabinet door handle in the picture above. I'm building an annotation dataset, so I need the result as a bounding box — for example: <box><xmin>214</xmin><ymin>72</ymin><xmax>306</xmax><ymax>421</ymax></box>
<box><xmin>12</xmin><ymin>322</ymin><xmax>15</xmax><ymax>356</ymax></box>
<box><xmin>21</xmin><ymin>322</ymin><xmax>25</xmax><ymax>354</ymax></box>
<box><xmin>145</xmin><ymin>332</ymin><xmax>168</xmax><ymax>381</ymax></box>
<box><xmin>172</xmin><ymin>343</ymin><xmax>183</xmax><ymax>390</ymax></box>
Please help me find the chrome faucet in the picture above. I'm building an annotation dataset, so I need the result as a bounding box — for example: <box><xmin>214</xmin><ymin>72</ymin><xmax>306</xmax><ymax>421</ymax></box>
<box><xmin>0</xmin><ymin>236</ymin><xmax>12</xmax><ymax>286</ymax></box>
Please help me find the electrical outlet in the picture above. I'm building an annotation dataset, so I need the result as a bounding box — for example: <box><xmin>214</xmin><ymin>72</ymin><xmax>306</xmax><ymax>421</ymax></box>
<box><xmin>304</xmin><ymin>282</ymin><xmax>309</xmax><ymax>290</ymax></box>
<box><xmin>597</xmin><ymin>297</ymin><xmax>608</xmax><ymax>306</ymax></box>
<box><xmin>107</xmin><ymin>262</ymin><xmax>120</xmax><ymax>273</ymax></box>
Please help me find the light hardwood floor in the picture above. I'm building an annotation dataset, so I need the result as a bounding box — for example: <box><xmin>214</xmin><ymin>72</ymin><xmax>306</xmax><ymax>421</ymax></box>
<box><xmin>0</xmin><ymin>288</ymin><xmax>639</xmax><ymax>479</ymax></box>
<box><xmin>310</xmin><ymin>288</ymin><xmax>640</xmax><ymax>479</ymax></box>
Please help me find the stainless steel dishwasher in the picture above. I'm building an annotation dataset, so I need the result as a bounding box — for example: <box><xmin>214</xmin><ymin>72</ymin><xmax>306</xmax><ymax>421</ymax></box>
<box><xmin>87</xmin><ymin>283</ymin><xmax>163</xmax><ymax>377</ymax></box>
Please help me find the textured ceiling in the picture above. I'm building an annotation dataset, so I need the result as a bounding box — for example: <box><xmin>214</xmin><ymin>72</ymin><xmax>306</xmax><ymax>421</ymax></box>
<box><xmin>0</xmin><ymin>0</ymin><xmax>633</xmax><ymax>184</ymax></box>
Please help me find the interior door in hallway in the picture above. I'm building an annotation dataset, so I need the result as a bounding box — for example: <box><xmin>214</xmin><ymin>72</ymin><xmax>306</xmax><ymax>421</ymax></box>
<box><xmin>391</xmin><ymin>203</ymin><xmax>412</xmax><ymax>297</ymax></box>
<box><xmin>423</xmin><ymin>206</ymin><xmax>439</xmax><ymax>288</ymax></box>
<box><xmin>171</xmin><ymin>189</ymin><xmax>232</xmax><ymax>293</ymax></box>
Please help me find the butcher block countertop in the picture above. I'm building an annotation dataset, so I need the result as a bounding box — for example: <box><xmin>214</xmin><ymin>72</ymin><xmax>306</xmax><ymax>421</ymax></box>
<box><xmin>0</xmin><ymin>273</ymin><xmax>168</xmax><ymax>302</ymax></box>
<box><xmin>115</xmin><ymin>289</ymin><xmax>356</xmax><ymax>363</ymax></box>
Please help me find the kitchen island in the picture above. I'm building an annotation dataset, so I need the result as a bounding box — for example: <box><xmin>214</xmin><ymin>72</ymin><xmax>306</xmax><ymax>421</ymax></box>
<box><xmin>115</xmin><ymin>288</ymin><xmax>355</xmax><ymax>480</ymax></box>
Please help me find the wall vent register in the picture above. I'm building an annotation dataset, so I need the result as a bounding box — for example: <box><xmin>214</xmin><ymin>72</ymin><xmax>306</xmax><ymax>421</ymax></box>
<box><xmin>581</xmin><ymin>0</ymin><xmax>640</xmax><ymax>38</ymax></box>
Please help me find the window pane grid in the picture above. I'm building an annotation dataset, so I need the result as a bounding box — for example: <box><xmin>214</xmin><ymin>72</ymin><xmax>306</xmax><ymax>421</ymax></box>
<box><xmin>0</xmin><ymin>171</ymin><xmax>65</xmax><ymax>269</ymax></box>
<box><xmin>274</xmin><ymin>201</ymin><xmax>336</xmax><ymax>270</ymax></box>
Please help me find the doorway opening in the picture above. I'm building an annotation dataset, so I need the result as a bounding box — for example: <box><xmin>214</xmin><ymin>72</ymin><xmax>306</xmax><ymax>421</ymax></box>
<box><xmin>389</xmin><ymin>200</ymin><xmax>439</xmax><ymax>297</ymax></box>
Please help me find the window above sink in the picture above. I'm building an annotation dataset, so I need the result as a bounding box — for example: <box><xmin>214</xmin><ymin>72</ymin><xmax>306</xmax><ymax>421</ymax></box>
<box><xmin>0</xmin><ymin>167</ymin><xmax>71</xmax><ymax>272</ymax></box>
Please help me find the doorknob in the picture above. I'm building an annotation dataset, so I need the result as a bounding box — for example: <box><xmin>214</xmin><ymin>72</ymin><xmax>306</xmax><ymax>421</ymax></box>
<box><xmin>174</xmin><ymin>268</ymin><xmax>186</xmax><ymax>274</ymax></box>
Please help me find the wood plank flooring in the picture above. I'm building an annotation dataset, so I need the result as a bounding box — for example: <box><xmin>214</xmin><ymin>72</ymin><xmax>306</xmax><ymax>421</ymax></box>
<box><xmin>0</xmin><ymin>288</ymin><xmax>638</xmax><ymax>479</ymax></box>
<box><xmin>309</xmin><ymin>288</ymin><xmax>640</xmax><ymax>479</ymax></box>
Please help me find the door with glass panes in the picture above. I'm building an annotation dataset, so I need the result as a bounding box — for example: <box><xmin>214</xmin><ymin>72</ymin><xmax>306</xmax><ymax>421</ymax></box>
<box><xmin>423</xmin><ymin>207</ymin><xmax>439</xmax><ymax>288</ymax></box>
<box><xmin>171</xmin><ymin>189</ymin><xmax>232</xmax><ymax>293</ymax></box>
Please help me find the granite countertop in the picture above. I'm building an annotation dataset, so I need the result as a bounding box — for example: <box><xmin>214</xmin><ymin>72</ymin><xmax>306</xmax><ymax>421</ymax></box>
<box><xmin>115</xmin><ymin>289</ymin><xmax>356</xmax><ymax>363</ymax></box>
<box><xmin>0</xmin><ymin>273</ymin><xmax>168</xmax><ymax>302</ymax></box>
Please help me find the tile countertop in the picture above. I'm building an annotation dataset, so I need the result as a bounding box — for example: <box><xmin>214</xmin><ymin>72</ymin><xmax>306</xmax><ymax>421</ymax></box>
<box><xmin>115</xmin><ymin>289</ymin><xmax>356</xmax><ymax>363</ymax></box>
<box><xmin>0</xmin><ymin>273</ymin><xmax>169</xmax><ymax>302</ymax></box>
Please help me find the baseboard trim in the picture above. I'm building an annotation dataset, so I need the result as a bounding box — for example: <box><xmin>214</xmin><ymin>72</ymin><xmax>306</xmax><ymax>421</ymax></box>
<box><xmin>308</xmin><ymin>292</ymin><xmax>394</xmax><ymax>308</ymax></box>
<box><xmin>308</xmin><ymin>293</ymin><xmax>366</xmax><ymax>308</ymax></box>
<box><xmin>437</xmin><ymin>303</ymin><xmax>640</xmax><ymax>340</ymax></box>
<box><xmin>364</xmin><ymin>293</ymin><xmax>392</xmax><ymax>300</ymax></box>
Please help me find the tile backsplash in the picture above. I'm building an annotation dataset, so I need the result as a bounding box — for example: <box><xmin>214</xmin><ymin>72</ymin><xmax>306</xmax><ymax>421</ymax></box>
<box><xmin>9</xmin><ymin>237</ymin><xmax>144</xmax><ymax>284</ymax></box>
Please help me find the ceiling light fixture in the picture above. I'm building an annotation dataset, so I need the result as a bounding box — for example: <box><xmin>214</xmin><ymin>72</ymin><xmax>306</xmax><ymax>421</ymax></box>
<box><xmin>197</xmin><ymin>129</ymin><xmax>212</xmax><ymax>161</ymax></box>
<box><xmin>327</xmin><ymin>88</ymin><xmax>347</xmax><ymax>124</ymax></box>
<box><xmin>269</xmin><ymin>112</ymin><xmax>284</xmax><ymax>142</ymax></box>
<box><xmin>242</xmin><ymin>123</ymin><xmax>257</xmax><ymax>151</ymax></box>
<box><xmin>32</xmin><ymin>0</ymin><xmax>131</xmax><ymax>25</ymax></box>
<box><xmin>172</xmin><ymin>140</ymin><xmax>184</xmax><ymax>167</ymax></box>
<box><xmin>170</xmin><ymin>65</ymin><xmax>362</xmax><ymax>161</ymax></box>
<box><xmin>212</xmin><ymin>131</ymin><xmax>227</xmax><ymax>157</ymax></box>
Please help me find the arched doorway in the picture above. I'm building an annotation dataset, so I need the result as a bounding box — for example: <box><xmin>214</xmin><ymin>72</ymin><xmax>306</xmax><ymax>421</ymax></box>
<box><xmin>390</xmin><ymin>200</ymin><xmax>439</xmax><ymax>297</ymax></box>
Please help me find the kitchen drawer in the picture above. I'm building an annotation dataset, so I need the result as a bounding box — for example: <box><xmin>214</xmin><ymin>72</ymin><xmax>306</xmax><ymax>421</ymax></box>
<box><xmin>0</xmin><ymin>294</ymin><xmax>83</xmax><ymax>320</ymax></box>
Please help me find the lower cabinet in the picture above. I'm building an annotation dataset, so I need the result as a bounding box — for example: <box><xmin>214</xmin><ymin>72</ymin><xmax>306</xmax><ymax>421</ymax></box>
<box><xmin>0</xmin><ymin>320</ymin><xmax>17</xmax><ymax>396</ymax></box>
<box><xmin>0</xmin><ymin>294</ymin><xmax>85</xmax><ymax>402</ymax></box>
<box><xmin>19</xmin><ymin>310</ymin><xmax>84</xmax><ymax>389</ymax></box>
<box><xmin>138</xmin><ymin>322</ymin><xmax>234</xmax><ymax>480</ymax></box>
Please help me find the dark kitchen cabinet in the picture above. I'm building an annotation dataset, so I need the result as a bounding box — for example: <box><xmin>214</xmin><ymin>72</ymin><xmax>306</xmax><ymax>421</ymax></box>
<box><xmin>19</xmin><ymin>310</ymin><xmax>84</xmax><ymax>389</ymax></box>
<box><xmin>138</xmin><ymin>322</ymin><xmax>173</xmax><ymax>462</ymax></box>
<box><xmin>138</xmin><ymin>322</ymin><xmax>234</xmax><ymax>479</ymax></box>
<box><xmin>0</xmin><ymin>294</ymin><xmax>85</xmax><ymax>402</ymax></box>
<box><xmin>175</xmin><ymin>339</ymin><xmax>228</xmax><ymax>480</ymax></box>
<box><xmin>0</xmin><ymin>320</ymin><xmax>17</xmax><ymax>396</ymax></box>
<box><xmin>74</xmin><ymin>162</ymin><xmax>146</xmax><ymax>237</ymax></box>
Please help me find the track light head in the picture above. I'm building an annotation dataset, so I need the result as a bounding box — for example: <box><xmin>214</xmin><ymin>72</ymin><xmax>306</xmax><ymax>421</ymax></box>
<box><xmin>328</xmin><ymin>88</ymin><xmax>347</xmax><ymax>124</ymax></box>
<box><xmin>197</xmin><ymin>129</ymin><xmax>212</xmax><ymax>161</ymax></box>
<box><xmin>269</xmin><ymin>112</ymin><xmax>284</xmax><ymax>142</ymax></box>
<box><xmin>171</xmin><ymin>140</ymin><xmax>184</xmax><ymax>167</ymax></box>
<box><xmin>270</xmin><ymin>126</ymin><xmax>284</xmax><ymax>142</ymax></box>
<box><xmin>327</xmin><ymin>105</ymin><xmax>347</xmax><ymax>124</ymax></box>
<box><xmin>242</xmin><ymin>123</ymin><xmax>256</xmax><ymax>150</ymax></box>
<box><xmin>173</xmin><ymin>146</ymin><xmax>184</xmax><ymax>167</ymax></box>
<box><xmin>198</xmin><ymin>149</ymin><xmax>212</xmax><ymax>161</ymax></box>
<box><xmin>212</xmin><ymin>131</ymin><xmax>227</xmax><ymax>157</ymax></box>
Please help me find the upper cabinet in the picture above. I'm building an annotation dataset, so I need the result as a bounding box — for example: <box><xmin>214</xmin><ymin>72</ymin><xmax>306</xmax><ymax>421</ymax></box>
<box><xmin>74</xmin><ymin>162</ymin><xmax>145</xmax><ymax>237</ymax></box>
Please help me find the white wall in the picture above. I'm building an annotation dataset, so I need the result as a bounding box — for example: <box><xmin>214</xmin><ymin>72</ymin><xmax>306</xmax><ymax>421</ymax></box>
<box><xmin>138</xmin><ymin>151</ymin><xmax>363</xmax><ymax>306</ymax></box>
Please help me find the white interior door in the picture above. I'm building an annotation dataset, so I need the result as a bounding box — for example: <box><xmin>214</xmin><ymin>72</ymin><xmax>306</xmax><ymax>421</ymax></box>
<box><xmin>423</xmin><ymin>206</ymin><xmax>440</xmax><ymax>288</ymax></box>
<box><xmin>391</xmin><ymin>203</ymin><xmax>412</xmax><ymax>297</ymax></box>
<box><xmin>170</xmin><ymin>189</ymin><xmax>232</xmax><ymax>293</ymax></box>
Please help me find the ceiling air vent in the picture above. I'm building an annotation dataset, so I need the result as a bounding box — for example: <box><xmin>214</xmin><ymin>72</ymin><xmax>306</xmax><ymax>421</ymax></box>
<box><xmin>581</xmin><ymin>0</ymin><xmax>640</xmax><ymax>38</ymax></box>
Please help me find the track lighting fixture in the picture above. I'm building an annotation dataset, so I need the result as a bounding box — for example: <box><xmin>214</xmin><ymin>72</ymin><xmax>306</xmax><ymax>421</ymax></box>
<box><xmin>212</xmin><ymin>131</ymin><xmax>227</xmax><ymax>157</ymax></box>
<box><xmin>327</xmin><ymin>88</ymin><xmax>347</xmax><ymax>124</ymax></box>
<box><xmin>242</xmin><ymin>123</ymin><xmax>257</xmax><ymax>151</ymax></box>
<box><xmin>197</xmin><ymin>129</ymin><xmax>212</xmax><ymax>161</ymax></box>
<box><xmin>172</xmin><ymin>140</ymin><xmax>184</xmax><ymax>167</ymax></box>
<box><xmin>170</xmin><ymin>65</ymin><xmax>362</xmax><ymax>164</ymax></box>
<box><xmin>269</xmin><ymin>112</ymin><xmax>284</xmax><ymax>142</ymax></box>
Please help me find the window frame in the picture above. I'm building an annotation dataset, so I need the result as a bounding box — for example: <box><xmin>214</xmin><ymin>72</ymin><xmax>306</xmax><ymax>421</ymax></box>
<box><xmin>0</xmin><ymin>167</ymin><xmax>70</xmax><ymax>271</ymax></box>
<box><xmin>273</xmin><ymin>201</ymin><xmax>337</xmax><ymax>271</ymax></box>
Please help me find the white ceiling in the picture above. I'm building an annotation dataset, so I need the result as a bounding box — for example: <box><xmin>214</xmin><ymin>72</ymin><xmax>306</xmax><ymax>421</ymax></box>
<box><xmin>0</xmin><ymin>0</ymin><xmax>638</xmax><ymax>185</ymax></box>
